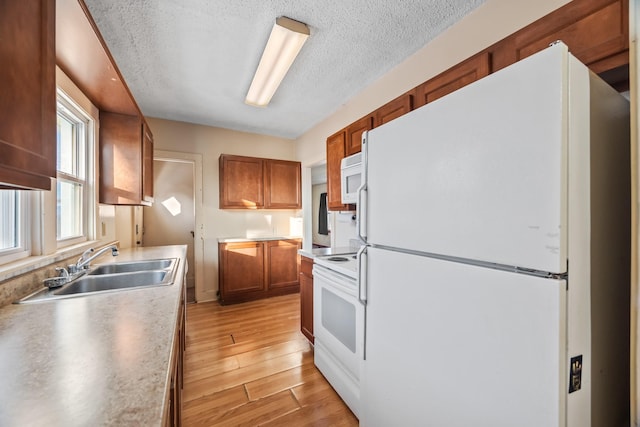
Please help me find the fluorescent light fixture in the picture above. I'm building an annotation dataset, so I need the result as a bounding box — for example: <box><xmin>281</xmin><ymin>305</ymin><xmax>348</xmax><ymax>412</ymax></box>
<box><xmin>245</xmin><ymin>16</ymin><xmax>309</xmax><ymax>107</ymax></box>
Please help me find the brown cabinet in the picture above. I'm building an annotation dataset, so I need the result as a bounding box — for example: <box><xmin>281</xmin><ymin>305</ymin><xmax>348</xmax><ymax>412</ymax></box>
<box><xmin>414</xmin><ymin>52</ymin><xmax>490</xmax><ymax>108</ymax></box>
<box><xmin>345</xmin><ymin>115</ymin><xmax>373</xmax><ymax>156</ymax></box>
<box><xmin>374</xmin><ymin>93</ymin><xmax>414</xmax><ymax>127</ymax></box>
<box><xmin>219</xmin><ymin>155</ymin><xmax>301</xmax><ymax>210</ymax></box>
<box><xmin>219</xmin><ymin>155</ymin><xmax>265</xmax><ymax>209</ymax></box>
<box><xmin>218</xmin><ymin>238</ymin><xmax>301</xmax><ymax>304</ymax></box>
<box><xmin>492</xmin><ymin>0</ymin><xmax>628</xmax><ymax>76</ymax></box>
<box><xmin>142</xmin><ymin>122</ymin><xmax>154</xmax><ymax>204</ymax></box>
<box><xmin>265</xmin><ymin>159</ymin><xmax>302</xmax><ymax>209</ymax></box>
<box><xmin>219</xmin><ymin>241</ymin><xmax>266</xmax><ymax>300</ymax></box>
<box><xmin>0</xmin><ymin>0</ymin><xmax>56</xmax><ymax>190</ymax></box>
<box><xmin>99</xmin><ymin>112</ymin><xmax>154</xmax><ymax>205</ymax></box>
<box><xmin>267</xmin><ymin>240</ymin><xmax>301</xmax><ymax>289</ymax></box>
<box><xmin>165</xmin><ymin>280</ymin><xmax>186</xmax><ymax>427</ymax></box>
<box><xmin>326</xmin><ymin>131</ymin><xmax>355</xmax><ymax>211</ymax></box>
<box><xmin>300</xmin><ymin>256</ymin><xmax>314</xmax><ymax>343</ymax></box>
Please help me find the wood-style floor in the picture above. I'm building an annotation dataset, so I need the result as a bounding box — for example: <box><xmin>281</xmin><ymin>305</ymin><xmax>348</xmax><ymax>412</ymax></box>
<box><xmin>183</xmin><ymin>293</ymin><xmax>359</xmax><ymax>426</ymax></box>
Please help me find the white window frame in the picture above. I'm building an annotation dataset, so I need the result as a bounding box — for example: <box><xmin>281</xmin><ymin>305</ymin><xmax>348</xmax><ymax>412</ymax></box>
<box><xmin>0</xmin><ymin>190</ymin><xmax>30</xmax><ymax>264</ymax></box>
<box><xmin>56</xmin><ymin>89</ymin><xmax>95</xmax><ymax>248</ymax></box>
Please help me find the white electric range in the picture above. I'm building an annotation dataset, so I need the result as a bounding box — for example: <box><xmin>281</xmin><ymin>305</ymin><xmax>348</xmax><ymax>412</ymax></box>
<box><xmin>312</xmin><ymin>252</ymin><xmax>363</xmax><ymax>418</ymax></box>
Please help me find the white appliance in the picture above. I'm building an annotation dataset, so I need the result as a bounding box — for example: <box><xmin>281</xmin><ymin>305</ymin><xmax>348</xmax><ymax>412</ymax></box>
<box><xmin>341</xmin><ymin>152</ymin><xmax>362</xmax><ymax>204</ymax></box>
<box><xmin>357</xmin><ymin>43</ymin><xmax>630</xmax><ymax>427</ymax></box>
<box><xmin>313</xmin><ymin>254</ymin><xmax>363</xmax><ymax>417</ymax></box>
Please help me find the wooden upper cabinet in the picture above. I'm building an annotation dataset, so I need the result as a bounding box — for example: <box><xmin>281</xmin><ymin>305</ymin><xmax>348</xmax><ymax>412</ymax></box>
<box><xmin>326</xmin><ymin>130</ymin><xmax>353</xmax><ymax>211</ymax></box>
<box><xmin>414</xmin><ymin>52</ymin><xmax>490</xmax><ymax>108</ymax></box>
<box><xmin>265</xmin><ymin>159</ymin><xmax>301</xmax><ymax>209</ymax></box>
<box><xmin>142</xmin><ymin>122</ymin><xmax>154</xmax><ymax>204</ymax></box>
<box><xmin>219</xmin><ymin>154</ymin><xmax>301</xmax><ymax>210</ymax></box>
<box><xmin>56</xmin><ymin>0</ymin><xmax>139</xmax><ymax>116</ymax></box>
<box><xmin>345</xmin><ymin>115</ymin><xmax>373</xmax><ymax>155</ymax></box>
<box><xmin>219</xmin><ymin>155</ymin><xmax>265</xmax><ymax>209</ymax></box>
<box><xmin>0</xmin><ymin>0</ymin><xmax>56</xmax><ymax>190</ymax></box>
<box><xmin>373</xmin><ymin>93</ymin><xmax>414</xmax><ymax>128</ymax></box>
<box><xmin>492</xmin><ymin>0</ymin><xmax>628</xmax><ymax>75</ymax></box>
<box><xmin>99</xmin><ymin>112</ymin><xmax>149</xmax><ymax>205</ymax></box>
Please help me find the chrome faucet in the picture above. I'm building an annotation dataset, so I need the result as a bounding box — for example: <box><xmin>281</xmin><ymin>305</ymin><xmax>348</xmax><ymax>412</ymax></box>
<box><xmin>71</xmin><ymin>244</ymin><xmax>119</xmax><ymax>272</ymax></box>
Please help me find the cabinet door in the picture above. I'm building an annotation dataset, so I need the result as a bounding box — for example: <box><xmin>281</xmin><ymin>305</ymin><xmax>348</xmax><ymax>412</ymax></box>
<box><xmin>219</xmin><ymin>242</ymin><xmax>265</xmax><ymax>302</ymax></box>
<box><xmin>219</xmin><ymin>155</ymin><xmax>265</xmax><ymax>209</ymax></box>
<box><xmin>266</xmin><ymin>240</ymin><xmax>301</xmax><ymax>290</ymax></box>
<box><xmin>326</xmin><ymin>130</ymin><xmax>353</xmax><ymax>211</ymax></box>
<box><xmin>414</xmin><ymin>52</ymin><xmax>490</xmax><ymax>108</ymax></box>
<box><xmin>99</xmin><ymin>112</ymin><xmax>144</xmax><ymax>205</ymax></box>
<box><xmin>142</xmin><ymin>122</ymin><xmax>154</xmax><ymax>204</ymax></box>
<box><xmin>373</xmin><ymin>93</ymin><xmax>413</xmax><ymax>128</ymax></box>
<box><xmin>345</xmin><ymin>115</ymin><xmax>373</xmax><ymax>155</ymax></box>
<box><xmin>300</xmin><ymin>256</ymin><xmax>314</xmax><ymax>343</ymax></box>
<box><xmin>0</xmin><ymin>0</ymin><xmax>56</xmax><ymax>190</ymax></box>
<box><xmin>265</xmin><ymin>159</ymin><xmax>301</xmax><ymax>209</ymax></box>
<box><xmin>493</xmin><ymin>0</ymin><xmax>628</xmax><ymax>75</ymax></box>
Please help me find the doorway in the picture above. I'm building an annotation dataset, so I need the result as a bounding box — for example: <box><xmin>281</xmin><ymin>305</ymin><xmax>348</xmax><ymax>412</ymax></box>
<box><xmin>143</xmin><ymin>151</ymin><xmax>203</xmax><ymax>303</ymax></box>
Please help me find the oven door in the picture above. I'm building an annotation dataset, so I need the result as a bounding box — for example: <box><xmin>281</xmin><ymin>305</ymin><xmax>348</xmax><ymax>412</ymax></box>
<box><xmin>313</xmin><ymin>264</ymin><xmax>364</xmax><ymax>380</ymax></box>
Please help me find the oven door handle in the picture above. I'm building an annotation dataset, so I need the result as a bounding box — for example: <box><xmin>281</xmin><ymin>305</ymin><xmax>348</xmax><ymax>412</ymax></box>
<box><xmin>357</xmin><ymin>245</ymin><xmax>368</xmax><ymax>305</ymax></box>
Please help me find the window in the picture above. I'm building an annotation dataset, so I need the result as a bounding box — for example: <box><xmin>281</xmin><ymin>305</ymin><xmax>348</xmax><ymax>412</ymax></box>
<box><xmin>0</xmin><ymin>190</ymin><xmax>28</xmax><ymax>263</ymax></box>
<box><xmin>56</xmin><ymin>91</ymin><xmax>93</xmax><ymax>246</ymax></box>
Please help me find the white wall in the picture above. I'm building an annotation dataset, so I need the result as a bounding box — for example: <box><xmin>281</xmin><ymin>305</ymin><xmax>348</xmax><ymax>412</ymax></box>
<box><xmin>146</xmin><ymin>117</ymin><xmax>299</xmax><ymax>301</ymax></box>
<box><xmin>294</xmin><ymin>0</ymin><xmax>572</xmax><ymax>247</ymax></box>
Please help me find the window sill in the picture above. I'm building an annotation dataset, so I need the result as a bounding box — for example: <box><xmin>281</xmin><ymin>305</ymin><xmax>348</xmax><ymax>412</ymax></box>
<box><xmin>0</xmin><ymin>240</ymin><xmax>117</xmax><ymax>283</ymax></box>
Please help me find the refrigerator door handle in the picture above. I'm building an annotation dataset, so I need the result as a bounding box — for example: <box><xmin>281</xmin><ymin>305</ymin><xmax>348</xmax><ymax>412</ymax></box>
<box><xmin>357</xmin><ymin>132</ymin><xmax>368</xmax><ymax>242</ymax></box>
<box><xmin>357</xmin><ymin>245</ymin><xmax>368</xmax><ymax>304</ymax></box>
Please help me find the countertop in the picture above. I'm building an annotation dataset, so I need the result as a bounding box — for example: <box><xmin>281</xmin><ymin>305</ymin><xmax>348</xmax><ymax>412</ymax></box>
<box><xmin>298</xmin><ymin>246</ymin><xmax>356</xmax><ymax>259</ymax></box>
<box><xmin>217</xmin><ymin>236</ymin><xmax>302</xmax><ymax>243</ymax></box>
<box><xmin>0</xmin><ymin>245</ymin><xmax>187</xmax><ymax>426</ymax></box>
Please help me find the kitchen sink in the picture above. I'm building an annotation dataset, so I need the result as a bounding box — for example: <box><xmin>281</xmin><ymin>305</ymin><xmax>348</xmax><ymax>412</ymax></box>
<box><xmin>16</xmin><ymin>258</ymin><xmax>178</xmax><ymax>303</ymax></box>
<box><xmin>55</xmin><ymin>271</ymin><xmax>169</xmax><ymax>295</ymax></box>
<box><xmin>88</xmin><ymin>259</ymin><xmax>173</xmax><ymax>275</ymax></box>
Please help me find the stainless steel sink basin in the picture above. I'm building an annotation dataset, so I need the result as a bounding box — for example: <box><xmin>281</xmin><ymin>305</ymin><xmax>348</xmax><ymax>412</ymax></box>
<box><xmin>16</xmin><ymin>258</ymin><xmax>178</xmax><ymax>303</ymax></box>
<box><xmin>55</xmin><ymin>271</ymin><xmax>169</xmax><ymax>295</ymax></box>
<box><xmin>89</xmin><ymin>259</ymin><xmax>173</xmax><ymax>275</ymax></box>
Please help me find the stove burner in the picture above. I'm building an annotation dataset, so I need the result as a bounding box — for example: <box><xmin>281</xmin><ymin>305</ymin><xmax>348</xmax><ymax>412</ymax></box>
<box><xmin>327</xmin><ymin>256</ymin><xmax>349</xmax><ymax>262</ymax></box>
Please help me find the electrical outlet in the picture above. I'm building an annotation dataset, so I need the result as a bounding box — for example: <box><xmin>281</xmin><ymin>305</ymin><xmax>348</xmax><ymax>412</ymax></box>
<box><xmin>568</xmin><ymin>355</ymin><xmax>582</xmax><ymax>393</ymax></box>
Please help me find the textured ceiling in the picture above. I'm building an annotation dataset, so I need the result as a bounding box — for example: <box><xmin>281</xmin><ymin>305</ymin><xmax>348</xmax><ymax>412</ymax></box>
<box><xmin>83</xmin><ymin>0</ymin><xmax>486</xmax><ymax>139</ymax></box>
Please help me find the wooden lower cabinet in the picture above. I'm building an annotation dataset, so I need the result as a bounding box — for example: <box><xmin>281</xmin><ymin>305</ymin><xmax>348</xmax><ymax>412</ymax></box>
<box><xmin>218</xmin><ymin>239</ymin><xmax>301</xmax><ymax>304</ymax></box>
<box><xmin>300</xmin><ymin>256</ymin><xmax>314</xmax><ymax>343</ymax></box>
<box><xmin>165</xmin><ymin>281</ymin><xmax>186</xmax><ymax>427</ymax></box>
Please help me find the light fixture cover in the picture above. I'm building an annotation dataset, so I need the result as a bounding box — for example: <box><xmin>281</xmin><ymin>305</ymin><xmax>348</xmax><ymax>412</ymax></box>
<box><xmin>245</xmin><ymin>17</ymin><xmax>310</xmax><ymax>107</ymax></box>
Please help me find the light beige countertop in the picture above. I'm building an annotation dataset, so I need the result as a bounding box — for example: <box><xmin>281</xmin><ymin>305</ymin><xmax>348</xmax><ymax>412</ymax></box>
<box><xmin>217</xmin><ymin>236</ymin><xmax>301</xmax><ymax>243</ymax></box>
<box><xmin>0</xmin><ymin>245</ymin><xmax>187</xmax><ymax>426</ymax></box>
<box><xmin>298</xmin><ymin>246</ymin><xmax>356</xmax><ymax>259</ymax></box>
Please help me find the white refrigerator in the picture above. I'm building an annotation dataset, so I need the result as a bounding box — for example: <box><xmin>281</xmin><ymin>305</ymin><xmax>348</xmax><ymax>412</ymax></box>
<box><xmin>357</xmin><ymin>43</ymin><xmax>630</xmax><ymax>427</ymax></box>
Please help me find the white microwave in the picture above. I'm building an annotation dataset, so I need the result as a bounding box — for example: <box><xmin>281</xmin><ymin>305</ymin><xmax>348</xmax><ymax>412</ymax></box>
<box><xmin>340</xmin><ymin>152</ymin><xmax>362</xmax><ymax>204</ymax></box>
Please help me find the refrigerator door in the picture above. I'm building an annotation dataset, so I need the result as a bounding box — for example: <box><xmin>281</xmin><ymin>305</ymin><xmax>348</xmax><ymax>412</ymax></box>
<box><xmin>360</xmin><ymin>247</ymin><xmax>567</xmax><ymax>427</ymax></box>
<box><xmin>364</xmin><ymin>43</ymin><xmax>577</xmax><ymax>274</ymax></box>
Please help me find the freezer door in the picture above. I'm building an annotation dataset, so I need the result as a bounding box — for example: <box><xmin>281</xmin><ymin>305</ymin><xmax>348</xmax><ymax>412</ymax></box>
<box><xmin>360</xmin><ymin>247</ymin><xmax>568</xmax><ymax>427</ymax></box>
<box><xmin>365</xmin><ymin>43</ymin><xmax>577</xmax><ymax>274</ymax></box>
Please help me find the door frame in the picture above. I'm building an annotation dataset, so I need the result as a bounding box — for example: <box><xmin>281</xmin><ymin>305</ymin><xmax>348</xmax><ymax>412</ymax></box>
<box><xmin>154</xmin><ymin>150</ymin><xmax>206</xmax><ymax>302</ymax></box>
